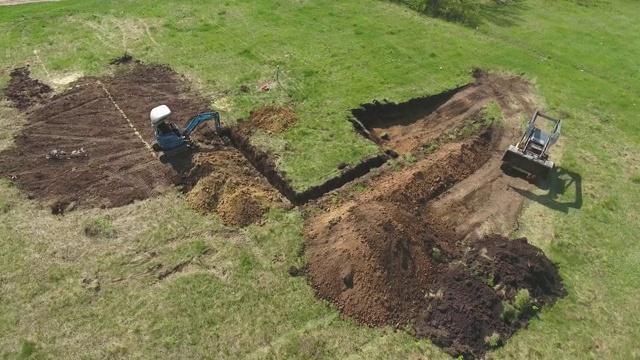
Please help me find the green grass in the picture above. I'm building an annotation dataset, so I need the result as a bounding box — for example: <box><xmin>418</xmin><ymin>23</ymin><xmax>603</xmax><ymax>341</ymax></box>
<box><xmin>1</xmin><ymin>0</ymin><xmax>640</xmax><ymax>359</ymax></box>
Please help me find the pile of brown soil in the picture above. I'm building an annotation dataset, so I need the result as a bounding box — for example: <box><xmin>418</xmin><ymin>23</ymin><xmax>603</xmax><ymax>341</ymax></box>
<box><xmin>241</xmin><ymin>105</ymin><xmax>297</xmax><ymax>135</ymax></box>
<box><xmin>182</xmin><ymin>150</ymin><xmax>284</xmax><ymax>227</ymax></box>
<box><xmin>3</xmin><ymin>67</ymin><xmax>52</xmax><ymax>110</ymax></box>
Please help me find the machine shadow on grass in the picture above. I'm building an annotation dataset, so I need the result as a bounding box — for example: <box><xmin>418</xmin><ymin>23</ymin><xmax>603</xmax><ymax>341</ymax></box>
<box><xmin>159</xmin><ymin>147</ymin><xmax>226</xmax><ymax>174</ymax></box>
<box><xmin>508</xmin><ymin>166</ymin><xmax>583</xmax><ymax>214</ymax></box>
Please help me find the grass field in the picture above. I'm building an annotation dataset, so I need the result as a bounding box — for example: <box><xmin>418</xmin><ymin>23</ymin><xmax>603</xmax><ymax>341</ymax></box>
<box><xmin>1</xmin><ymin>0</ymin><xmax>640</xmax><ymax>359</ymax></box>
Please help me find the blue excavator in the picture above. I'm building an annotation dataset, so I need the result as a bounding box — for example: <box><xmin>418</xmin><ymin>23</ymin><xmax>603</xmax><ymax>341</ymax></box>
<box><xmin>501</xmin><ymin>110</ymin><xmax>562</xmax><ymax>180</ymax></box>
<box><xmin>150</xmin><ymin>105</ymin><xmax>221</xmax><ymax>156</ymax></box>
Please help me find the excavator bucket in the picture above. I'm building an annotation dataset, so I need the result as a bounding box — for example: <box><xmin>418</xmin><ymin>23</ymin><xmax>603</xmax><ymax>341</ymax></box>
<box><xmin>502</xmin><ymin>145</ymin><xmax>554</xmax><ymax>179</ymax></box>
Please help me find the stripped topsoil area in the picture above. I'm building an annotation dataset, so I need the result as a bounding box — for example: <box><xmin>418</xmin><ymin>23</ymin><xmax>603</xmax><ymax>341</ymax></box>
<box><xmin>0</xmin><ymin>62</ymin><xmax>286</xmax><ymax>225</ymax></box>
<box><xmin>305</xmin><ymin>71</ymin><xmax>566</xmax><ymax>359</ymax></box>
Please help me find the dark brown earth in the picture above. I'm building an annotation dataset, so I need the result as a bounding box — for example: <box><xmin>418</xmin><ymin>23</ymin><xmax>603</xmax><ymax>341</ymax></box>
<box><xmin>3</xmin><ymin>67</ymin><xmax>52</xmax><ymax>110</ymax></box>
<box><xmin>0</xmin><ymin>62</ymin><xmax>287</xmax><ymax>225</ymax></box>
<box><xmin>305</xmin><ymin>71</ymin><xmax>566</xmax><ymax>359</ymax></box>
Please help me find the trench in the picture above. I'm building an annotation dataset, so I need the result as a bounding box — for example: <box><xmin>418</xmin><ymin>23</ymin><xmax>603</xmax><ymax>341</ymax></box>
<box><xmin>219</xmin><ymin>127</ymin><xmax>393</xmax><ymax>206</ymax></box>
<box><xmin>349</xmin><ymin>84</ymin><xmax>468</xmax><ymax>145</ymax></box>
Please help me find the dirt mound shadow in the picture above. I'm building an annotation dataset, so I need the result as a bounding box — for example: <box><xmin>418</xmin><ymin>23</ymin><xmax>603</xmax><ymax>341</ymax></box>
<box><xmin>305</xmin><ymin>71</ymin><xmax>566</xmax><ymax>359</ymax></box>
<box><xmin>3</xmin><ymin>67</ymin><xmax>52</xmax><ymax>110</ymax></box>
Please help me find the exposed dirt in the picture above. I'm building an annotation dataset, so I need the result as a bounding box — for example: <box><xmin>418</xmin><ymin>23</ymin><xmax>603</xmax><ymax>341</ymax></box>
<box><xmin>0</xmin><ymin>62</ymin><xmax>287</xmax><ymax>226</ymax></box>
<box><xmin>305</xmin><ymin>71</ymin><xmax>565</xmax><ymax>359</ymax></box>
<box><xmin>180</xmin><ymin>149</ymin><xmax>286</xmax><ymax>227</ymax></box>
<box><xmin>3</xmin><ymin>67</ymin><xmax>52</xmax><ymax>110</ymax></box>
<box><xmin>240</xmin><ymin>105</ymin><xmax>298</xmax><ymax>135</ymax></box>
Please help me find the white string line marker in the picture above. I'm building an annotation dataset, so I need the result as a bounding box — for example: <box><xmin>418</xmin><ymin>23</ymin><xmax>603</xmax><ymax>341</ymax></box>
<box><xmin>97</xmin><ymin>81</ymin><xmax>157</xmax><ymax>158</ymax></box>
<box><xmin>33</xmin><ymin>49</ymin><xmax>51</xmax><ymax>82</ymax></box>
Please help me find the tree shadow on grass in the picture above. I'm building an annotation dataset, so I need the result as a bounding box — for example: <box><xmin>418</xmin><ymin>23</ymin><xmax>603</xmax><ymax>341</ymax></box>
<box><xmin>386</xmin><ymin>0</ymin><xmax>528</xmax><ymax>28</ymax></box>
<box><xmin>508</xmin><ymin>167</ymin><xmax>583</xmax><ymax>214</ymax></box>
<box><xmin>477</xmin><ymin>1</ymin><xmax>529</xmax><ymax>28</ymax></box>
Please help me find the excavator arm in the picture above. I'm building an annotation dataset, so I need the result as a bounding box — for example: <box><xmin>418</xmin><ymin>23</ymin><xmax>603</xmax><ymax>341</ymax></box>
<box><xmin>183</xmin><ymin>111</ymin><xmax>221</xmax><ymax>139</ymax></box>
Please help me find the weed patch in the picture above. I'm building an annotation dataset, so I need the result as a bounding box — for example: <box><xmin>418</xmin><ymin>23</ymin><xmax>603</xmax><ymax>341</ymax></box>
<box><xmin>84</xmin><ymin>217</ymin><xmax>117</xmax><ymax>238</ymax></box>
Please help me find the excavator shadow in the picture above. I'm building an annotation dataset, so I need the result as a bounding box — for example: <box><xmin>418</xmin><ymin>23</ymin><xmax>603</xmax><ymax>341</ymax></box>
<box><xmin>159</xmin><ymin>147</ymin><xmax>221</xmax><ymax>174</ymax></box>
<box><xmin>508</xmin><ymin>166</ymin><xmax>583</xmax><ymax>214</ymax></box>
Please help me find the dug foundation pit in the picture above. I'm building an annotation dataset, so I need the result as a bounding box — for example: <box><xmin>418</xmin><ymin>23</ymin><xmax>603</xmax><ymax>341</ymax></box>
<box><xmin>305</xmin><ymin>70</ymin><xmax>566</xmax><ymax>359</ymax></box>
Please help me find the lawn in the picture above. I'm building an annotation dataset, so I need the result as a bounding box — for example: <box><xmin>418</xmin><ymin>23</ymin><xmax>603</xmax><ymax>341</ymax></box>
<box><xmin>1</xmin><ymin>0</ymin><xmax>639</xmax><ymax>359</ymax></box>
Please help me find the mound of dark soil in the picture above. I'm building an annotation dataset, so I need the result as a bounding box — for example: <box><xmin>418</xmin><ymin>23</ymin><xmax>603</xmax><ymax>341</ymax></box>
<box><xmin>465</xmin><ymin>236</ymin><xmax>567</xmax><ymax>301</ymax></box>
<box><xmin>412</xmin><ymin>235</ymin><xmax>566</xmax><ymax>359</ymax></box>
<box><xmin>3</xmin><ymin>67</ymin><xmax>52</xmax><ymax>110</ymax></box>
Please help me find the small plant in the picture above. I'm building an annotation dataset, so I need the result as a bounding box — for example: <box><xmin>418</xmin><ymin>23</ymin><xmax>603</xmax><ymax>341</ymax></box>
<box><xmin>405</xmin><ymin>153</ymin><xmax>417</xmax><ymax>164</ymax></box>
<box><xmin>390</xmin><ymin>160</ymin><xmax>403</xmax><ymax>171</ymax></box>
<box><xmin>499</xmin><ymin>300</ymin><xmax>518</xmax><ymax>325</ymax></box>
<box><xmin>0</xmin><ymin>199</ymin><xmax>10</xmax><ymax>213</ymax></box>
<box><xmin>331</xmin><ymin>193</ymin><xmax>341</xmax><ymax>204</ymax></box>
<box><xmin>431</xmin><ymin>247</ymin><xmax>442</xmax><ymax>262</ymax></box>
<box><xmin>422</xmin><ymin>142</ymin><xmax>439</xmax><ymax>155</ymax></box>
<box><xmin>486</xmin><ymin>275</ymin><xmax>494</xmax><ymax>287</ymax></box>
<box><xmin>514</xmin><ymin>288</ymin><xmax>532</xmax><ymax>312</ymax></box>
<box><xmin>484</xmin><ymin>332</ymin><xmax>501</xmax><ymax>348</ymax></box>
<box><xmin>351</xmin><ymin>183</ymin><xmax>367</xmax><ymax>192</ymax></box>
<box><xmin>481</xmin><ymin>102</ymin><xmax>503</xmax><ymax>125</ymax></box>
<box><xmin>84</xmin><ymin>216</ymin><xmax>117</xmax><ymax>238</ymax></box>
<box><xmin>20</xmin><ymin>340</ymin><xmax>37</xmax><ymax>358</ymax></box>
<box><xmin>500</xmin><ymin>288</ymin><xmax>535</xmax><ymax>324</ymax></box>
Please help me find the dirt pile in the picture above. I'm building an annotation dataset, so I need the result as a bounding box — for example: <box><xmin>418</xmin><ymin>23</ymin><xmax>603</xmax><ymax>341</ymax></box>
<box><xmin>412</xmin><ymin>236</ymin><xmax>566</xmax><ymax>358</ymax></box>
<box><xmin>305</xmin><ymin>71</ymin><xmax>565</xmax><ymax>358</ymax></box>
<box><xmin>181</xmin><ymin>150</ymin><xmax>285</xmax><ymax>227</ymax></box>
<box><xmin>3</xmin><ymin>67</ymin><xmax>52</xmax><ymax>110</ymax></box>
<box><xmin>242</xmin><ymin>105</ymin><xmax>297</xmax><ymax>134</ymax></box>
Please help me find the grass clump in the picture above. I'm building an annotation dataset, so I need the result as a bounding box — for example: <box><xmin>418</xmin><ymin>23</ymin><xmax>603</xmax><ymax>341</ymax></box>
<box><xmin>500</xmin><ymin>288</ymin><xmax>535</xmax><ymax>325</ymax></box>
<box><xmin>481</xmin><ymin>102</ymin><xmax>503</xmax><ymax>126</ymax></box>
<box><xmin>0</xmin><ymin>198</ymin><xmax>10</xmax><ymax>214</ymax></box>
<box><xmin>84</xmin><ymin>216</ymin><xmax>117</xmax><ymax>238</ymax></box>
<box><xmin>484</xmin><ymin>332</ymin><xmax>501</xmax><ymax>348</ymax></box>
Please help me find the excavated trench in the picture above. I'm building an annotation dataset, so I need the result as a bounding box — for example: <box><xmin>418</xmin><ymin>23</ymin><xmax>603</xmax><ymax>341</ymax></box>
<box><xmin>220</xmin><ymin>126</ymin><xmax>392</xmax><ymax>206</ymax></box>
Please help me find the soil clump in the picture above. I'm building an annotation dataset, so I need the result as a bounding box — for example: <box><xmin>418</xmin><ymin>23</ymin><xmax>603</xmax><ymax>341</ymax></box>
<box><xmin>3</xmin><ymin>67</ymin><xmax>52</xmax><ymax>110</ymax></box>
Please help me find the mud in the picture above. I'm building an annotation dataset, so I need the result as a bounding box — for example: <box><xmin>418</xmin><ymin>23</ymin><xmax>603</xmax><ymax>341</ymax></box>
<box><xmin>305</xmin><ymin>71</ymin><xmax>565</xmax><ymax>358</ymax></box>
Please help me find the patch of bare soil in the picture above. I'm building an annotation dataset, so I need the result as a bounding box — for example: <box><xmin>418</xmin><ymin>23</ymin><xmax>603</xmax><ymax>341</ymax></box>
<box><xmin>3</xmin><ymin>67</ymin><xmax>52</xmax><ymax>110</ymax></box>
<box><xmin>0</xmin><ymin>61</ymin><xmax>290</xmax><ymax>226</ymax></box>
<box><xmin>305</xmin><ymin>70</ymin><xmax>565</xmax><ymax>359</ymax></box>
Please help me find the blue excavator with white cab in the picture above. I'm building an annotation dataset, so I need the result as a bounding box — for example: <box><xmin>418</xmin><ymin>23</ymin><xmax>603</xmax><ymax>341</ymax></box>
<box><xmin>150</xmin><ymin>105</ymin><xmax>221</xmax><ymax>156</ymax></box>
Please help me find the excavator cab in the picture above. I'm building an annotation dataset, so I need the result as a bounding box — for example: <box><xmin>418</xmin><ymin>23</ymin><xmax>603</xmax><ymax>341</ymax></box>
<box><xmin>501</xmin><ymin>111</ymin><xmax>562</xmax><ymax>180</ymax></box>
<box><xmin>149</xmin><ymin>105</ymin><xmax>220</xmax><ymax>155</ymax></box>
